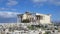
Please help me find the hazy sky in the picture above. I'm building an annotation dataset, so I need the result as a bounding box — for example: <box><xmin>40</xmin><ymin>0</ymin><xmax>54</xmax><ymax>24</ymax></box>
<box><xmin>0</xmin><ymin>0</ymin><xmax>60</xmax><ymax>23</ymax></box>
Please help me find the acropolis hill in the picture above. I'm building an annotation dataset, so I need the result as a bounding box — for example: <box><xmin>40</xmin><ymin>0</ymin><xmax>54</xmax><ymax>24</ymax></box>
<box><xmin>1</xmin><ymin>12</ymin><xmax>60</xmax><ymax>34</ymax></box>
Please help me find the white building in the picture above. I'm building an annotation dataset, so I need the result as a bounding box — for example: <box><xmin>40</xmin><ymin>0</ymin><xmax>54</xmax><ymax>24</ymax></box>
<box><xmin>36</xmin><ymin>13</ymin><xmax>51</xmax><ymax>24</ymax></box>
<box><xmin>17</xmin><ymin>12</ymin><xmax>52</xmax><ymax>24</ymax></box>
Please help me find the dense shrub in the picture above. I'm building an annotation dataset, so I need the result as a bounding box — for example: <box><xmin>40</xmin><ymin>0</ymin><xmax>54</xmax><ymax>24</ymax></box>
<box><xmin>22</xmin><ymin>19</ymin><xmax>30</xmax><ymax>23</ymax></box>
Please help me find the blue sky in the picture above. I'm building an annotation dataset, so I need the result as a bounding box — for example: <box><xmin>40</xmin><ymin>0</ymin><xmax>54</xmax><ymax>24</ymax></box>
<box><xmin>0</xmin><ymin>0</ymin><xmax>60</xmax><ymax>23</ymax></box>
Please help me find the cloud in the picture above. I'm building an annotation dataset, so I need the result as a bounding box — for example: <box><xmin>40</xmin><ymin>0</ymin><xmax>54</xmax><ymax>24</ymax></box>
<box><xmin>6</xmin><ymin>0</ymin><xmax>18</xmax><ymax>6</ymax></box>
<box><xmin>32</xmin><ymin>0</ymin><xmax>47</xmax><ymax>3</ymax></box>
<box><xmin>0</xmin><ymin>8</ymin><xmax>5</xmax><ymax>10</ymax></box>
<box><xmin>0</xmin><ymin>12</ymin><xmax>20</xmax><ymax>18</ymax></box>
<box><xmin>0</xmin><ymin>8</ymin><xmax>17</xmax><ymax>11</ymax></box>
<box><xmin>0</xmin><ymin>8</ymin><xmax>9</xmax><ymax>10</ymax></box>
<box><xmin>32</xmin><ymin>0</ymin><xmax>60</xmax><ymax>6</ymax></box>
<box><xmin>52</xmin><ymin>0</ymin><xmax>60</xmax><ymax>6</ymax></box>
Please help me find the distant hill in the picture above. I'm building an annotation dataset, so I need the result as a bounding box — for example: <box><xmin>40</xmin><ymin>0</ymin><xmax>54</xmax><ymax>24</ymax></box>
<box><xmin>0</xmin><ymin>17</ymin><xmax>17</xmax><ymax>23</ymax></box>
<box><xmin>52</xmin><ymin>21</ymin><xmax>60</xmax><ymax>26</ymax></box>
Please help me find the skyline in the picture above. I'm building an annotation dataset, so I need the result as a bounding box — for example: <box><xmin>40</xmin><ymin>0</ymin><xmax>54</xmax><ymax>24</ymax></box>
<box><xmin>0</xmin><ymin>0</ymin><xmax>60</xmax><ymax>23</ymax></box>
